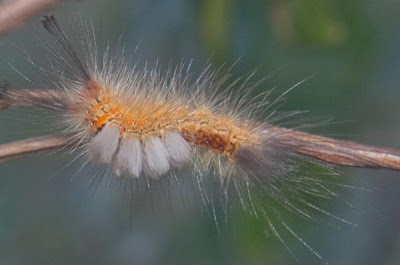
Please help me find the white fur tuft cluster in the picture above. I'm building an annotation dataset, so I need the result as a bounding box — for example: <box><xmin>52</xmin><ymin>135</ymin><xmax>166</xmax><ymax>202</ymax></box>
<box><xmin>87</xmin><ymin>126</ymin><xmax>192</xmax><ymax>178</ymax></box>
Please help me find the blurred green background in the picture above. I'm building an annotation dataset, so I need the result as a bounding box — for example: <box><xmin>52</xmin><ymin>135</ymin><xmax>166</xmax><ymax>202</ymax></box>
<box><xmin>1</xmin><ymin>0</ymin><xmax>400</xmax><ymax>264</ymax></box>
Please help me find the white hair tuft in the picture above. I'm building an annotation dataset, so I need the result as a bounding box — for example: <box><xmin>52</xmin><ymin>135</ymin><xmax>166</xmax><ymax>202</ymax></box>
<box><xmin>87</xmin><ymin>126</ymin><xmax>120</xmax><ymax>165</ymax></box>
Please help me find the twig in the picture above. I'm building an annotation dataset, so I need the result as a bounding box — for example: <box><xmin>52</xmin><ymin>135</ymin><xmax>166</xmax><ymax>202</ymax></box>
<box><xmin>1</xmin><ymin>88</ymin><xmax>400</xmax><ymax>171</ymax></box>
<box><xmin>0</xmin><ymin>134</ymin><xmax>71</xmax><ymax>162</ymax></box>
<box><xmin>0</xmin><ymin>128</ymin><xmax>400</xmax><ymax>171</ymax></box>
<box><xmin>0</xmin><ymin>0</ymin><xmax>62</xmax><ymax>37</ymax></box>
<box><xmin>0</xmin><ymin>88</ymin><xmax>67</xmax><ymax>110</ymax></box>
<box><xmin>277</xmin><ymin>128</ymin><xmax>400</xmax><ymax>170</ymax></box>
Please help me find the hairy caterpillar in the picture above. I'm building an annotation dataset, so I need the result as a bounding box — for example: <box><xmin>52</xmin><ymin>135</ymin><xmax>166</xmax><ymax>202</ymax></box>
<box><xmin>1</xmin><ymin>1</ymin><xmax>400</xmax><ymax>265</ymax></box>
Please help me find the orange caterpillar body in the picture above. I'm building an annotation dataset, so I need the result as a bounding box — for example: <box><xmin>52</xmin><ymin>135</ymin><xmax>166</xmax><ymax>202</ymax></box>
<box><xmin>85</xmin><ymin>80</ymin><xmax>258</xmax><ymax>156</ymax></box>
<box><xmin>79</xmin><ymin>76</ymin><xmax>270</xmax><ymax>179</ymax></box>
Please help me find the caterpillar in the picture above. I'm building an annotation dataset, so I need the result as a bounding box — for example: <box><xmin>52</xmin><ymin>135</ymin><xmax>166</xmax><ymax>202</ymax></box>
<box><xmin>35</xmin><ymin>14</ymin><xmax>302</xmax><ymax>183</ymax></box>
<box><xmin>1</xmin><ymin>4</ymin><xmax>400</xmax><ymax>265</ymax></box>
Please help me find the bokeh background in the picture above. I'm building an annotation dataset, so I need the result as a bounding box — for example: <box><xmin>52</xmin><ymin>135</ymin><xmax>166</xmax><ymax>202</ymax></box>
<box><xmin>0</xmin><ymin>0</ymin><xmax>400</xmax><ymax>264</ymax></box>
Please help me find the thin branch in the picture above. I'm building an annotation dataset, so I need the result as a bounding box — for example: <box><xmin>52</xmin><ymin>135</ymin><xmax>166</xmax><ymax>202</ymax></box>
<box><xmin>0</xmin><ymin>0</ymin><xmax>62</xmax><ymax>37</ymax></box>
<box><xmin>276</xmin><ymin>128</ymin><xmax>400</xmax><ymax>171</ymax></box>
<box><xmin>0</xmin><ymin>129</ymin><xmax>400</xmax><ymax>172</ymax></box>
<box><xmin>0</xmin><ymin>88</ymin><xmax>67</xmax><ymax>110</ymax></box>
<box><xmin>1</xmin><ymin>88</ymin><xmax>400</xmax><ymax>171</ymax></box>
<box><xmin>0</xmin><ymin>134</ymin><xmax>70</xmax><ymax>162</ymax></box>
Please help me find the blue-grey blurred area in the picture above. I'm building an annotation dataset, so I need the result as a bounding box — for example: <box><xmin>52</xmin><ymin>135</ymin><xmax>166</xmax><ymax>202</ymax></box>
<box><xmin>0</xmin><ymin>0</ymin><xmax>400</xmax><ymax>264</ymax></box>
